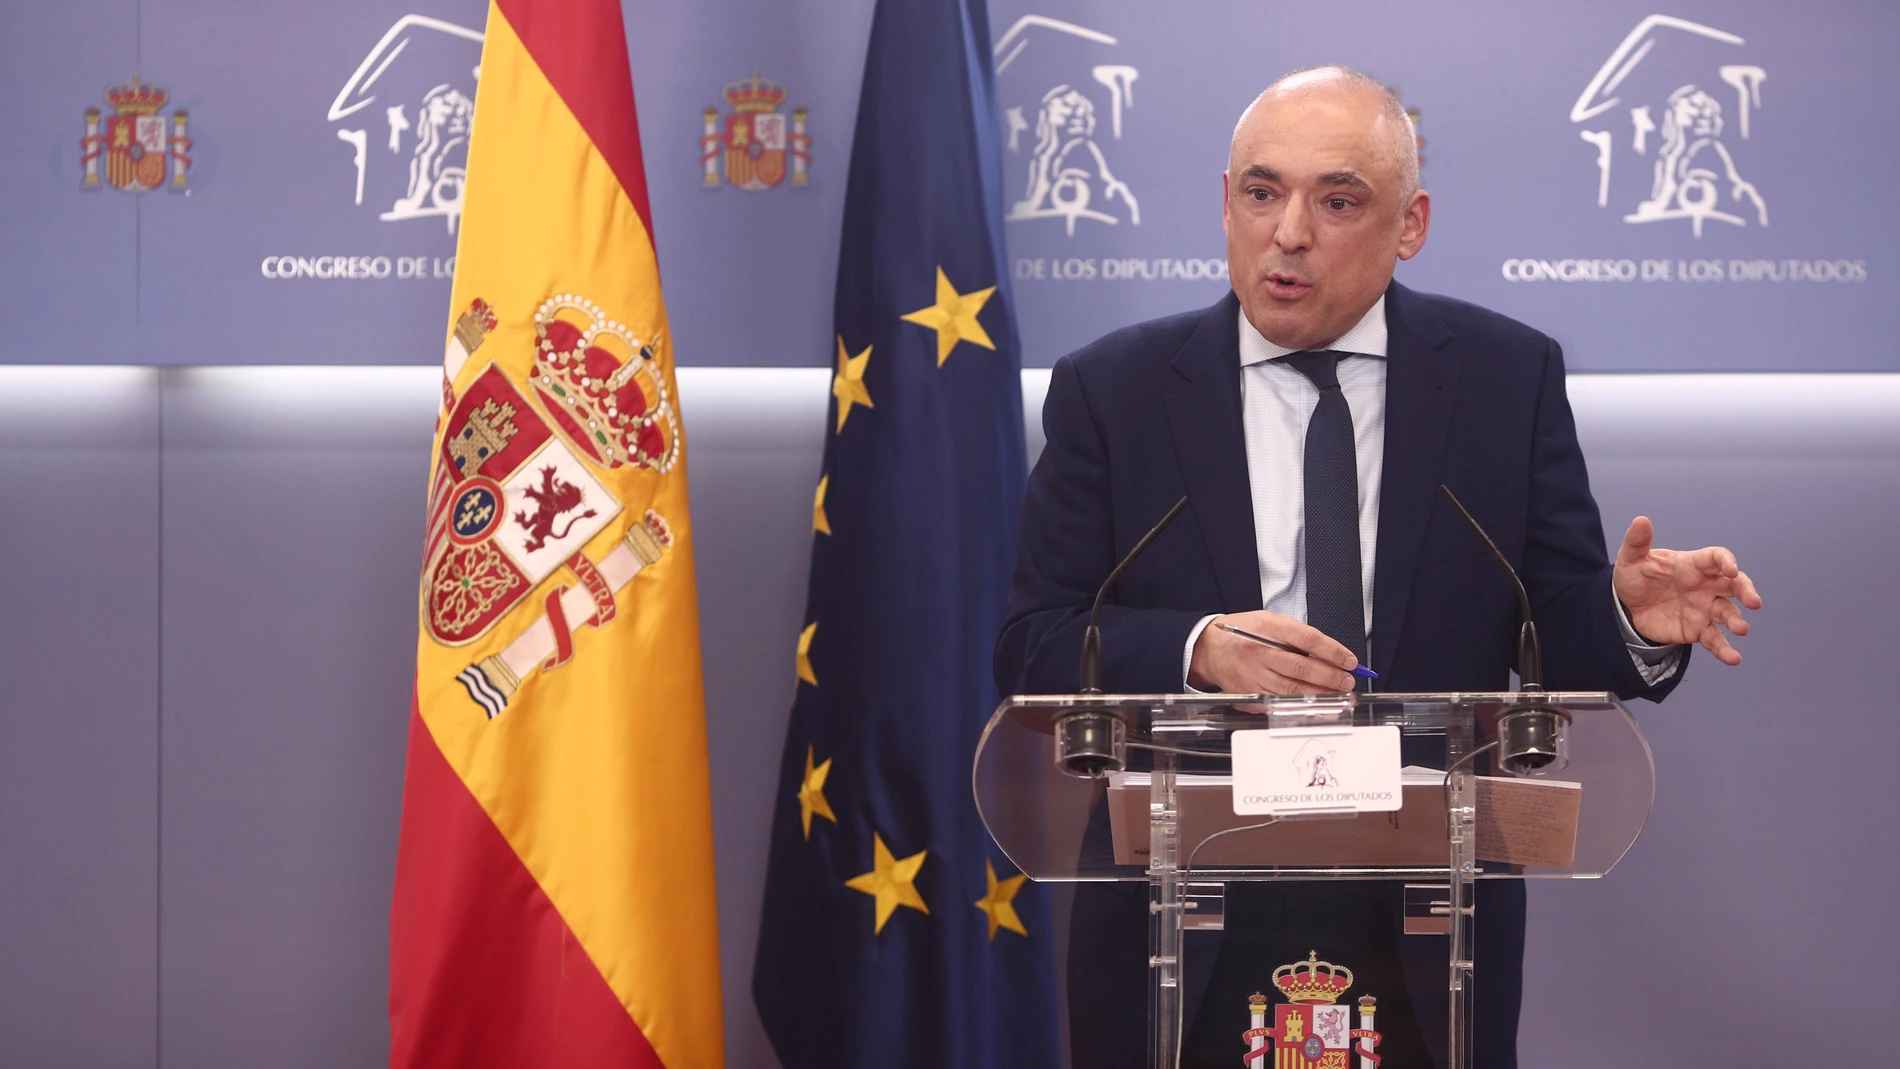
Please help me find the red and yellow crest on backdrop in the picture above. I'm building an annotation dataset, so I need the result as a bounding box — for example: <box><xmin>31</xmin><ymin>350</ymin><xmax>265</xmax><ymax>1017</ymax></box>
<box><xmin>699</xmin><ymin>71</ymin><xmax>811</xmax><ymax>190</ymax></box>
<box><xmin>82</xmin><ymin>76</ymin><xmax>191</xmax><ymax>193</ymax></box>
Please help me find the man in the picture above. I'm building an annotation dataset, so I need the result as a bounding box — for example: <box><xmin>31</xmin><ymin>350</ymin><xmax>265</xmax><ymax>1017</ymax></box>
<box><xmin>995</xmin><ymin>67</ymin><xmax>1760</xmax><ymax>1067</ymax></box>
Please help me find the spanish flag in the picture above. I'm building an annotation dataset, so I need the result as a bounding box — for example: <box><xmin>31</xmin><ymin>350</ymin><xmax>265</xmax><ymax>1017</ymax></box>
<box><xmin>389</xmin><ymin>0</ymin><xmax>722</xmax><ymax>1065</ymax></box>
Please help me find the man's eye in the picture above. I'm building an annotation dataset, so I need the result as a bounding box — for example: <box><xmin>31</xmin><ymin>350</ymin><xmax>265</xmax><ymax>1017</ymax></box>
<box><xmin>1250</xmin><ymin>188</ymin><xmax>1273</xmax><ymax>202</ymax></box>
<box><xmin>1326</xmin><ymin>197</ymin><xmax>1351</xmax><ymax>211</ymax></box>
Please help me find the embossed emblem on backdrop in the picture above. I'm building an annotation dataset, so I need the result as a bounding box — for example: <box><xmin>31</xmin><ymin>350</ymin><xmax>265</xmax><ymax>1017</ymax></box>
<box><xmin>260</xmin><ymin>16</ymin><xmax>482</xmax><ymax>282</ymax></box>
<box><xmin>82</xmin><ymin>76</ymin><xmax>192</xmax><ymax>193</ymax></box>
<box><xmin>993</xmin><ymin>16</ymin><xmax>1141</xmax><ymax>236</ymax></box>
<box><xmin>1240</xmin><ymin>952</ymin><xmax>1383</xmax><ymax>1069</ymax></box>
<box><xmin>425</xmin><ymin>295</ymin><xmax>680</xmax><ymax>719</ymax></box>
<box><xmin>990</xmin><ymin>16</ymin><xmax>1224</xmax><ymax>287</ymax></box>
<box><xmin>327</xmin><ymin>15</ymin><xmax>484</xmax><ymax>234</ymax></box>
<box><xmin>1503</xmin><ymin>14</ymin><xmax>1867</xmax><ymax>289</ymax></box>
<box><xmin>1570</xmin><ymin>15</ymin><xmax>1770</xmax><ymax>238</ymax></box>
<box><xmin>700</xmin><ymin>72</ymin><xmax>811</xmax><ymax>190</ymax></box>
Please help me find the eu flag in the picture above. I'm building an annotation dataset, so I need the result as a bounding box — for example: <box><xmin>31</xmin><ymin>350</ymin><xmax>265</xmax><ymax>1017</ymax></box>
<box><xmin>750</xmin><ymin>0</ymin><xmax>1060</xmax><ymax>1066</ymax></box>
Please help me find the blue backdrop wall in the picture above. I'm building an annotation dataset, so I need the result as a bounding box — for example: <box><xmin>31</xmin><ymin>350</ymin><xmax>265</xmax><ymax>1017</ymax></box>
<box><xmin>1</xmin><ymin>0</ymin><xmax>1892</xmax><ymax>369</ymax></box>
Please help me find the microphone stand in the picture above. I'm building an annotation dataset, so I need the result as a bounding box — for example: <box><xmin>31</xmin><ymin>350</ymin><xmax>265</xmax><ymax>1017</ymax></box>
<box><xmin>1437</xmin><ymin>485</ymin><xmax>1567</xmax><ymax>773</ymax></box>
<box><xmin>1054</xmin><ymin>495</ymin><xmax>1191</xmax><ymax>778</ymax></box>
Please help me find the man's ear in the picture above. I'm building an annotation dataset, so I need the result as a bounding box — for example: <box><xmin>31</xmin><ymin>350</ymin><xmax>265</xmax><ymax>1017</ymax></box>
<box><xmin>1221</xmin><ymin>170</ymin><xmax>1233</xmax><ymax>239</ymax></box>
<box><xmin>1397</xmin><ymin>189</ymin><xmax>1431</xmax><ymax>261</ymax></box>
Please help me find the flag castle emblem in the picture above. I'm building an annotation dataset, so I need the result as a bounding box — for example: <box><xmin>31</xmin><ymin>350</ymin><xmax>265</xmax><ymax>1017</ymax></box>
<box><xmin>1242</xmin><ymin>952</ymin><xmax>1384</xmax><ymax>1069</ymax></box>
<box><xmin>82</xmin><ymin>76</ymin><xmax>191</xmax><ymax>192</ymax></box>
<box><xmin>700</xmin><ymin>72</ymin><xmax>811</xmax><ymax>190</ymax></box>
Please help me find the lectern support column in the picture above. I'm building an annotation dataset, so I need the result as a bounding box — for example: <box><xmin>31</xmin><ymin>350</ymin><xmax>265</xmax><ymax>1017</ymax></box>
<box><xmin>1147</xmin><ymin>748</ymin><xmax>1184</xmax><ymax>1068</ymax></box>
<box><xmin>1446</xmin><ymin>713</ymin><xmax>1478</xmax><ymax>1067</ymax></box>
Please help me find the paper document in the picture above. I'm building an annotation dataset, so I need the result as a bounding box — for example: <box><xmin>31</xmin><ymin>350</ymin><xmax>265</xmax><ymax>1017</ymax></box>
<box><xmin>1106</xmin><ymin>768</ymin><xmax>1582</xmax><ymax>869</ymax></box>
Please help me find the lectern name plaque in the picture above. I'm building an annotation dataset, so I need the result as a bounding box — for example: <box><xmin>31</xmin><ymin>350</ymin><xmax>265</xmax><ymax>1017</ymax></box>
<box><xmin>1231</xmin><ymin>725</ymin><xmax>1402</xmax><ymax>816</ymax></box>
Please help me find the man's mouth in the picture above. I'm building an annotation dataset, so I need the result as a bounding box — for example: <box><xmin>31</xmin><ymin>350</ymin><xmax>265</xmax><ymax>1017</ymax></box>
<box><xmin>1264</xmin><ymin>271</ymin><xmax>1313</xmax><ymax>299</ymax></box>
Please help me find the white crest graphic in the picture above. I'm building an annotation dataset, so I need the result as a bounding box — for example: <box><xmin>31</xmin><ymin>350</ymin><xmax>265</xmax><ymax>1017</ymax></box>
<box><xmin>497</xmin><ymin>440</ymin><xmax>621</xmax><ymax>585</ymax></box>
<box><xmin>993</xmin><ymin>16</ymin><xmax>1140</xmax><ymax>236</ymax></box>
<box><xmin>1571</xmin><ymin>14</ymin><xmax>1768</xmax><ymax>238</ymax></box>
<box><xmin>1311</xmin><ymin>1005</ymin><xmax>1351</xmax><ymax>1049</ymax></box>
<box><xmin>328</xmin><ymin>15</ymin><xmax>483</xmax><ymax>234</ymax></box>
<box><xmin>1291</xmin><ymin>740</ymin><xmax>1341</xmax><ymax>789</ymax></box>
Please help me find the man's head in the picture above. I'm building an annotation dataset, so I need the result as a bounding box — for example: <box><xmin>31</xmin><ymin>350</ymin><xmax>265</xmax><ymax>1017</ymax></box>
<box><xmin>1223</xmin><ymin>66</ymin><xmax>1429</xmax><ymax>350</ymax></box>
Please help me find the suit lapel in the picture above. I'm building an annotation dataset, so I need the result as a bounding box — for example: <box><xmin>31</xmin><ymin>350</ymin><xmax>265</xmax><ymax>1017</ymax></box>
<box><xmin>1371</xmin><ymin>281</ymin><xmax>1458</xmax><ymax>675</ymax></box>
<box><xmin>1164</xmin><ymin>293</ymin><xmax>1264</xmax><ymax>613</ymax></box>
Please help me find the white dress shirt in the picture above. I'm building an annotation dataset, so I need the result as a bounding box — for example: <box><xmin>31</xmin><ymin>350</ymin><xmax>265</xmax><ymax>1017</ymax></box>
<box><xmin>1181</xmin><ymin>299</ymin><xmax>1683</xmax><ymax>688</ymax></box>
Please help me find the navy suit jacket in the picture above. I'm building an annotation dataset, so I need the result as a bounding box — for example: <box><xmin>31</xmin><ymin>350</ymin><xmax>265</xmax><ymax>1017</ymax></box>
<box><xmin>994</xmin><ymin>281</ymin><xmax>1685</xmax><ymax>1067</ymax></box>
<box><xmin>997</xmin><ymin>281</ymin><xmax>1686</xmax><ymax>703</ymax></box>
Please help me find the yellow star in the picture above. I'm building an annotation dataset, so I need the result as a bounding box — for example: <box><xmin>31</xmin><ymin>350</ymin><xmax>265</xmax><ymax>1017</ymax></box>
<box><xmin>832</xmin><ymin>337</ymin><xmax>874</xmax><ymax>432</ymax></box>
<box><xmin>901</xmin><ymin>267</ymin><xmax>997</xmax><ymax>366</ymax></box>
<box><xmin>813</xmin><ymin>475</ymin><xmax>831</xmax><ymax>535</ymax></box>
<box><xmin>795</xmin><ymin>622</ymin><xmax>818</xmax><ymax>686</ymax></box>
<box><xmin>974</xmin><ymin>860</ymin><xmax>1029</xmax><ymax>941</ymax></box>
<box><xmin>845</xmin><ymin>832</ymin><xmax>930</xmax><ymax>934</ymax></box>
<box><xmin>796</xmin><ymin>745</ymin><xmax>836</xmax><ymax>839</ymax></box>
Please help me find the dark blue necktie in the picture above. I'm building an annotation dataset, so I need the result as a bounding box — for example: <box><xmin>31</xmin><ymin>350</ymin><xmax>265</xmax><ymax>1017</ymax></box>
<box><xmin>1278</xmin><ymin>350</ymin><xmax>1366</xmax><ymax>667</ymax></box>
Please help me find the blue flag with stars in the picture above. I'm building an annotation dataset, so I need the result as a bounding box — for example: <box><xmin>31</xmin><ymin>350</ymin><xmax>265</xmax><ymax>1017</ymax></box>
<box><xmin>750</xmin><ymin>0</ymin><xmax>1060</xmax><ymax>1066</ymax></box>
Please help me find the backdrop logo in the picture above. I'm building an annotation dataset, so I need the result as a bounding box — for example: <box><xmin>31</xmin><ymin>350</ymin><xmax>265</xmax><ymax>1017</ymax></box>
<box><xmin>327</xmin><ymin>15</ymin><xmax>483</xmax><ymax>234</ymax></box>
<box><xmin>81</xmin><ymin>75</ymin><xmax>191</xmax><ymax>193</ymax></box>
<box><xmin>1571</xmin><ymin>15</ymin><xmax>1769</xmax><ymax>238</ymax></box>
<box><xmin>993</xmin><ymin>16</ymin><xmax>1140</xmax><ymax>236</ymax></box>
<box><xmin>699</xmin><ymin>72</ymin><xmax>811</xmax><ymax>190</ymax></box>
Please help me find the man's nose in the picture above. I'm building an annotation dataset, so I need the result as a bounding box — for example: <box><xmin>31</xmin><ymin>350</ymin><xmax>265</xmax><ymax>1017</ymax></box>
<box><xmin>1275</xmin><ymin>196</ymin><xmax>1314</xmax><ymax>254</ymax></box>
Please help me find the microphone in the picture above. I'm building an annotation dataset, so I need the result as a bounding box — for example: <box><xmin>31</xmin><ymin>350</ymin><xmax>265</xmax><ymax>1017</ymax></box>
<box><xmin>1436</xmin><ymin>484</ymin><xmax>1563</xmax><ymax>773</ymax></box>
<box><xmin>1077</xmin><ymin>495</ymin><xmax>1190</xmax><ymax>694</ymax></box>
<box><xmin>1436</xmin><ymin>485</ymin><xmax>1541</xmax><ymax>689</ymax></box>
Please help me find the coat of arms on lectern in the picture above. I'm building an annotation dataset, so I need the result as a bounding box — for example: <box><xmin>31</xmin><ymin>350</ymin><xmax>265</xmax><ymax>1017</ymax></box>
<box><xmin>1242</xmin><ymin>952</ymin><xmax>1382</xmax><ymax>1068</ymax></box>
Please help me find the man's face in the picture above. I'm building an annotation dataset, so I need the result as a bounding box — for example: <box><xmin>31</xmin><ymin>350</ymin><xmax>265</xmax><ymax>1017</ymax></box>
<box><xmin>1222</xmin><ymin>85</ymin><xmax>1429</xmax><ymax>350</ymax></box>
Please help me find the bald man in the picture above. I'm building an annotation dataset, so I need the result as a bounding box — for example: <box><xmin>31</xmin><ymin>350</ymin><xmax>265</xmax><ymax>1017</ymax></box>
<box><xmin>996</xmin><ymin>67</ymin><xmax>1758</xmax><ymax>1067</ymax></box>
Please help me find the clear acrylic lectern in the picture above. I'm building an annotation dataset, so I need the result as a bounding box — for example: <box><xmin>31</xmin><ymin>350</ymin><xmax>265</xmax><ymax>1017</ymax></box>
<box><xmin>972</xmin><ymin>691</ymin><xmax>1654</xmax><ymax>1069</ymax></box>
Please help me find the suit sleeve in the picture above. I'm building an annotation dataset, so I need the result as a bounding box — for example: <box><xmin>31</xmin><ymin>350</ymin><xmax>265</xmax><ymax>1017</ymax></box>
<box><xmin>1523</xmin><ymin>338</ymin><xmax>1688</xmax><ymax>701</ymax></box>
<box><xmin>994</xmin><ymin>356</ymin><xmax>1207</xmax><ymax>696</ymax></box>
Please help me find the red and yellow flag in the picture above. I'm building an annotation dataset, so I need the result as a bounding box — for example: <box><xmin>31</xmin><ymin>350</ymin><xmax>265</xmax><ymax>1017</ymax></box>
<box><xmin>389</xmin><ymin>0</ymin><xmax>722</xmax><ymax>1066</ymax></box>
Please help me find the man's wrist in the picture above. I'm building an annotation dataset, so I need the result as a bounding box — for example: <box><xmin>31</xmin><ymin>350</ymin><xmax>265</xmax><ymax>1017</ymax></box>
<box><xmin>1614</xmin><ymin>596</ymin><xmax>1676</xmax><ymax>651</ymax></box>
<box><xmin>1181</xmin><ymin>614</ymin><xmax>1220</xmax><ymax>691</ymax></box>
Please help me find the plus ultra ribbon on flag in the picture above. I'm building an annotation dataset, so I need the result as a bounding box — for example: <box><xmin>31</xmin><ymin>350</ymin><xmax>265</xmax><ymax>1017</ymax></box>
<box><xmin>389</xmin><ymin>1</ymin><xmax>723</xmax><ymax>1066</ymax></box>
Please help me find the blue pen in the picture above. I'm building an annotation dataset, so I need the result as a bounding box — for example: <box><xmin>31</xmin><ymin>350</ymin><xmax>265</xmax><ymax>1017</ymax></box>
<box><xmin>1216</xmin><ymin>622</ymin><xmax>1378</xmax><ymax>680</ymax></box>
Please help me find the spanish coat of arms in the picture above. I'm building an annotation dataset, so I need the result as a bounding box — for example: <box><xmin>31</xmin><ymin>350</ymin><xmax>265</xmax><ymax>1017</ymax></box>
<box><xmin>1243</xmin><ymin>952</ymin><xmax>1383</xmax><ymax>1069</ymax></box>
<box><xmin>699</xmin><ymin>72</ymin><xmax>811</xmax><ymax>190</ymax></box>
<box><xmin>424</xmin><ymin>295</ymin><xmax>681</xmax><ymax>719</ymax></box>
<box><xmin>82</xmin><ymin>76</ymin><xmax>191</xmax><ymax>193</ymax></box>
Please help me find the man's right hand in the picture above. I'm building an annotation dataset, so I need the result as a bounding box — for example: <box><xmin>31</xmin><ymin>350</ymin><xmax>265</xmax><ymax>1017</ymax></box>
<box><xmin>1187</xmin><ymin>611</ymin><xmax>1360</xmax><ymax>695</ymax></box>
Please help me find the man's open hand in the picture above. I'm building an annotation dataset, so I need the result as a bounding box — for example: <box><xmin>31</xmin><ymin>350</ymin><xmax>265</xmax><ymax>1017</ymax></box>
<box><xmin>1613</xmin><ymin>516</ymin><xmax>1763</xmax><ymax>666</ymax></box>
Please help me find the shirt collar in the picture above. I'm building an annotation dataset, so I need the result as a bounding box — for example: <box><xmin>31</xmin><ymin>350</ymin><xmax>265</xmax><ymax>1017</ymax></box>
<box><xmin>1237</xmin><ymin>294</ymin><xmax>1389</xmax><ymax>367</ymax></box>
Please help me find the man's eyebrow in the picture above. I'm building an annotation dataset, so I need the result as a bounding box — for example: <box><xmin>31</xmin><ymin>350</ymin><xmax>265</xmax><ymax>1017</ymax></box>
<box><xmin>1238</xmin><ymin>164</ymin><xmax>1280</xmax><ymax>182</ymax></box>
<box><xmin>1317</xmin><ymin>170</ymin><xmax>1373</xmax><ymax>191</ymax></box>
